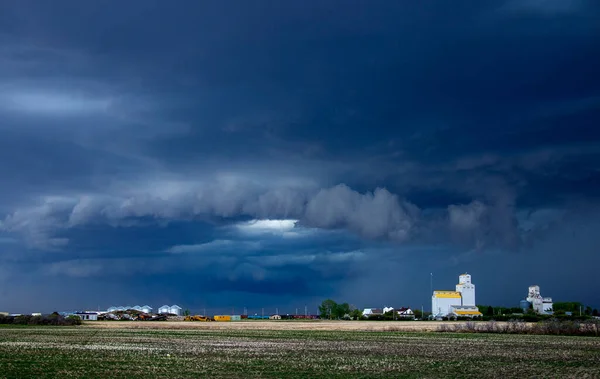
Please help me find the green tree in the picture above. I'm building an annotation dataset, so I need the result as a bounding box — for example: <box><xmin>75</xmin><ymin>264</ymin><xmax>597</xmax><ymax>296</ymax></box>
<box><xmin>350</xmin><ymin>309</ymin><xmax>362</xmax><ymax>320</ymax></box>
<box><xmin>553</xmin><ymin>302</ymin><xmax>583</xmax><ymax>313</ymax></box>
<box><xmin>334</xmin><ymin>303</ymin><xmax>351</xmax><ymax>319</ymax></box>
<box><xmin>184</xmin><ymin>309</ymin><xmax>191</xmax><ymax>316</ymax></box>
<box><xmin>319</xmin><ymin>299</ymin><xmax>338</xmax><ymax>319</ymax></box>
<box><xmin>414</xmin><ymin>309</ymin><xmax>423</xmax><ymax>319</ymax></box>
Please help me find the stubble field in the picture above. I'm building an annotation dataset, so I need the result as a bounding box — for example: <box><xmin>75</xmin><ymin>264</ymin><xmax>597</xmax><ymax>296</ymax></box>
<box><xmin>1</xmin><ymin>321</ymin><xmax>599</xmax><ymax>378</ymax></box>
<box><xmin>86</xmin><ymin>320</ymin><xmax>447</xmax><ymax>331</ymax></box>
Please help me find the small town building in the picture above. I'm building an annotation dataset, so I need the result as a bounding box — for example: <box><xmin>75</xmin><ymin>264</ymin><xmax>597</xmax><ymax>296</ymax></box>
<box><xmin>396</xmin><ymin>307</ymin><xmax>415</xmax><ymax>318</ymax></box>
<box><xmin>75</xmin><ymin>312</ymin><xmax>98</xmax><ymax>321</ymax></box>
<box><xmin>269</xmin><ymin>314</ymin><xmax>282</xmax><ymax>320</ymax></box>
<box><xmin>382</xmin><ymin>307</ymin><xmax>415</xmax><ymax>318</ymax></box>
<box><xmin>362</xmin><ymin>308</ymin><xmax>384</xmax><ymax>317</ymax></box>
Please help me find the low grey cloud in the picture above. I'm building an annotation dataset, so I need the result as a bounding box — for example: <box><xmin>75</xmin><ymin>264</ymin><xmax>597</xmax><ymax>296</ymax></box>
<box><xmin>1</xmin><ymin>177</ymin><xmax>531</xmax><ymax>253</ymax></box>
<box><xmin>304</xmin><ymin>185</ymin><xmax>417</xmax><ymax>241</ymax></box>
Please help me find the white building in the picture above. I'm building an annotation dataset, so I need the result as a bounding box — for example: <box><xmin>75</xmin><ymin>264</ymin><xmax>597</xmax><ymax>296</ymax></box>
<box><xmin>456</xmin><ymin>274</ymin><xmax>475</xmax><ymax>306</ymax></box>
<box><xmin>396</xmin><ymin>307</ymin><xmax>414</xmax><ymax>318</ymax></box>
<box><xmin>432</xmin><ymin>291</ymin><xmax>462</xmax><ymax>317</ymax></box>
<box><xmin>432</xmin><ymin>273</ymin><xmax>482</xmax><ymax>318</ymax></box>
<box><xmin>141</xmin><ymin>305</ymin><xmax>153</xmax><ymax>314</ymax></box>
<box><xmin>525</xmin><ymin>285</ymin><xmax>553</xmax><ymax>314</ymax></box>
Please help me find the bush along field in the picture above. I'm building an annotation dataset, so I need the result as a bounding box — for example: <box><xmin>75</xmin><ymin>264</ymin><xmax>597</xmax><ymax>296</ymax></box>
<box><xmin>438</xmin><ymin>319</ymin><xmax>600</xmax><ymax>336</ymax></box>
<box><xmin>0</xmin><ymin>326</ymin><xmax>599</xmax><ymax>378</ymax></box>
<box><xmin>0</xmin><ymin>314</ymin><xmax>81</xmax><ymax>326</ymax></box>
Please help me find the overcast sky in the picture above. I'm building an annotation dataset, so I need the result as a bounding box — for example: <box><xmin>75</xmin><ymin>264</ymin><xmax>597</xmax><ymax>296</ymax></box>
<box><xmin>1</xmin><ymin>0</ymin><xmax>599</xmax><ymax>314</ymax></box>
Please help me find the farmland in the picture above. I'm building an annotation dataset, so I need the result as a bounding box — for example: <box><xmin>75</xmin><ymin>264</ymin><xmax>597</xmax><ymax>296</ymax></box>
<box><xmin>1</xmin><ymin>323</ymin><xmax>599</xmax><ymax>378</ymax></box>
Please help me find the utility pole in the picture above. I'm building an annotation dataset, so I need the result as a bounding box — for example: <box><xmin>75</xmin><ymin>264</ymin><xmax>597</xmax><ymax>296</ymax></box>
<box><xmin>276</xmin><ymin>307</ymin><xmax>278</xmax><ymax>315</ymax></box>
<box><xmin>261</xmin><ymin>308</ymin><xmax>264</xmax><ymax>318</ymax></box>
<box><xmin>305</xmin><ymin>305</ymin><xmax>307</xmax><ymax>317</ymax></box>
<box><xmin>296</xmin><ymin>308</ymin><xmax>298</xmax><ymax>316</ymax></box>
<box><xmin>430</xmin><ymin>272</ymin><xmax>433</xmax><ymax>313</ymax></box>
<box><xmin>203</xmin><ymin>308</ymin><xmax>206</xmax><ymax>317</ymax></box>
<box><xmin>421</xmin><ymin>305</ymin><xmax>424</xmax><ymax>320</ymax></box>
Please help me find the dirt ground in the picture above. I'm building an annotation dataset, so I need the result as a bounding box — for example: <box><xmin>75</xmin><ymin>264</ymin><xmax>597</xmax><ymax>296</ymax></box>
<box><xmin>84</xmin><ymin>320</ymin><xmax>454</xmax><ymax>331</ymax></box>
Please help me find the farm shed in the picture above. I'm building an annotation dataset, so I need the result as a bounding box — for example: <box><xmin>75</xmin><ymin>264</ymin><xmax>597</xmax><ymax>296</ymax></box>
<box><xmin>269</xmin><ymin>314</ymin><xmax>281</xmax><ymax>320</ymax></box>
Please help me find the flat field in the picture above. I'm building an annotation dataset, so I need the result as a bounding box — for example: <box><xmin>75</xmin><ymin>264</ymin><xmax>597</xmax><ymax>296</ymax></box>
<box><xmin>86</xmin><ymin>320</ymin><xmax>446</xmax><ymax>331</ymax></box>
<box><xmin>1</xmin><ymin>322</ymin><xmax>599</xmax><ymax>378</ymax></box>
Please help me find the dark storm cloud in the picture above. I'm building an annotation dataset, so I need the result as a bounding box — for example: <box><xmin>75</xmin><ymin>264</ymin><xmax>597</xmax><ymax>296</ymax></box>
<box><xmin>0</xmin><ymin>0</ymin><xmax>599</xmax><ymax>311</ymax></box>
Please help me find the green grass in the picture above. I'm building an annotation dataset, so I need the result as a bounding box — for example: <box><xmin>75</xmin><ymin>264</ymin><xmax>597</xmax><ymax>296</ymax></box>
<box><xmin>0</xmin><ymin>326</ymin><xmax>599</xmax><ymax>378</ymax></box>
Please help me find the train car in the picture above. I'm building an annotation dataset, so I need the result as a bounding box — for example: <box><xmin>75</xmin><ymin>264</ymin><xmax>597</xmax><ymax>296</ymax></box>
<box><xmin>214</xmin><ymin>315</ymin><xmax>231</xmax><ymax>322</ymax></box>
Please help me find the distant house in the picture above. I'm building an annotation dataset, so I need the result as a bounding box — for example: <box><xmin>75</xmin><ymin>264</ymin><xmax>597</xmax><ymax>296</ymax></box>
<box><xmin>269</xmin><ymin>314</ymin><xmax>282</xmax><ymax>320</ymax></box>
<box><xmin>141</xmin><ymin>305</ymin><xmax>153</xmax><ymax>314</ymax></box>
<box><xmin>396</xmin><ymin>307</ymin><xmax>415</xmax><ymax>319</ymax></box>
<box><xmin>377</xmin><ymin>307</ymin><xmax>415</xmax><ymax>318</ymax></box>
<box><xmin>158</xmin><ymin>305</ymin><xmax>170</xmax><ymax>314</ymax></box>
<box><xmin>75</xmin><ymin>312</ymin><xmax>98</xmax><ymax>321</ymax></box>
<box><xmin>362</xmin><ymin>308</ymin><xmax>384</xmax><ymax>317</ymax></box>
